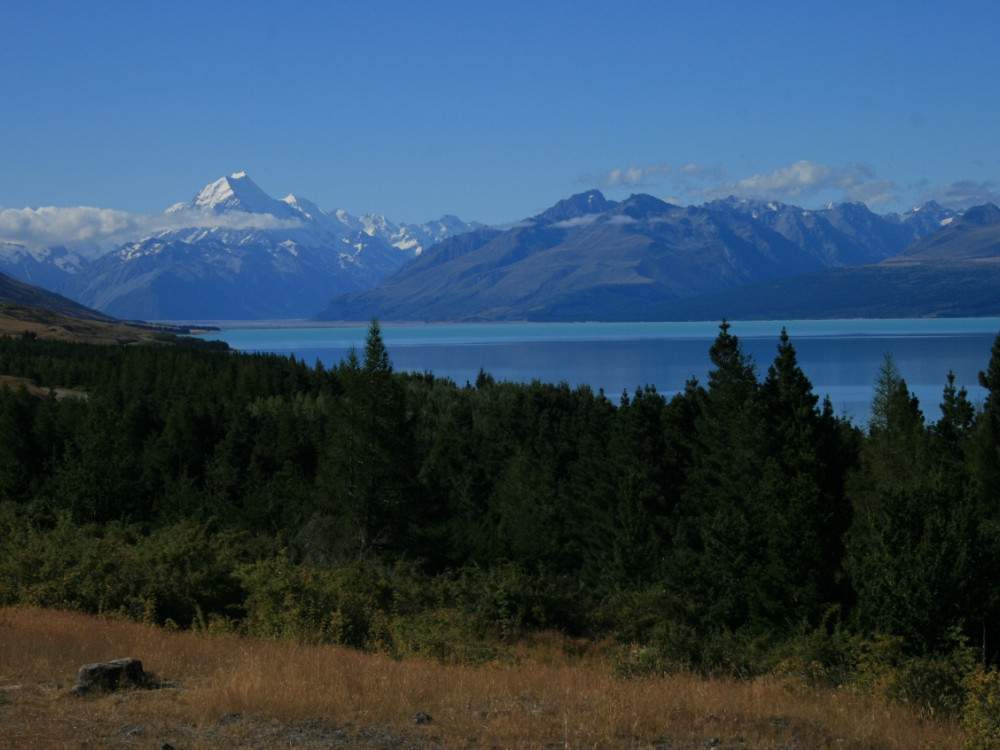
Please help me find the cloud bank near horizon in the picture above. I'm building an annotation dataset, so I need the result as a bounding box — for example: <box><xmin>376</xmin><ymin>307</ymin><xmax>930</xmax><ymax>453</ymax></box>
<box><xmin>586</xmin><ymin>160</ymin><xmax>1000</xmax><ymax>212</ymax></box>
<box><xmin>0</xmin><ymin>205</ymin><xmax>304</xmax><ymax>253</ymax></box>
<box><xmin>4</xmin><ymin>161</ymin><xmax>999</xmax><ymax>252</ymax></box>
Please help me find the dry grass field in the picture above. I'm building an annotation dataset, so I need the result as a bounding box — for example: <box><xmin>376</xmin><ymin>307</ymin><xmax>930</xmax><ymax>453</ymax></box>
<box><xmin>0</xmin><ymin>302</ymin><xmax>207</xmax><ymax>346</ymax></box>
<box><xmin>0</xmin><ymin>607</ymin><xmax>963</xmax><ymax>749</ymax></box>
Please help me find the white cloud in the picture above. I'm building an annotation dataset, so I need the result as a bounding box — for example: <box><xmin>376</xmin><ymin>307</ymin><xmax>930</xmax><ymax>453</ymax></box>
<box><xmin>0</xmin><ymin>206</ymin><xmax>144</xmax><ymax>252</ymax></box>
<box><xmin>158</xmin><ymin>208</ymin><xmax>302</xmax><ymax>233</ymax></box>
<box><xmin>734</xmin><ymin>160</ymin><xmax>833</xmax><ymax>197</ymax></box>
<box><xmin>578</xmin><ymin>164</ymin><xmax>673</xmax><ymax>190</ymax></box>
<box><xmin>0</xmin><ymin>205</ymin><xmax>303</xmax><ymax>255</ymax></box>
<box><xmin>701</xmin><ymin>160</ymin><xmax>899</xmax><ymax>208</ymax></box>
<box><xmin>604</xmin><ymin>164</ymin><xmax>672</xmax><ymax>187</ymax></box>
<box><xmin>606</xmin><ymin>214</ymin><xmax>637</xmax><ymax>225</ymax></box>
<box><xmin>552</xmin><ymin>214</ymin><xmax>601</xmax><ymax>229</ymax></box>
<box><xmin>678</xmin><ymin>163</ymin><xmax>724</xmax><ymax>179</ymax></box>
<box><xmin>919</xmin><ymin>180</ymin><xmax>1000</xmax><ymax>209</ymax></box>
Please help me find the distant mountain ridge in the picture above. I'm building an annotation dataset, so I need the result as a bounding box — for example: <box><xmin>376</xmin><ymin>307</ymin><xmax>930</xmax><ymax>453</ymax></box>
<box><xmin>4</xmin><ymin>176</ymin><xmax>989</xmax><ymax>322</ymax></box>
<box><xmin>317</xmin><ymin>191</ymin><xmax>963</xmax><ymax>322</ymax></box>
<box><xmin>609</xmin><ymin>202</ymin><xmax>1000</xmax><ymax>320</ymax></box>
<box><xmin>0</xmin><ymin>172</ymin><xmax>481</xmax><ymax>320</ymax></box>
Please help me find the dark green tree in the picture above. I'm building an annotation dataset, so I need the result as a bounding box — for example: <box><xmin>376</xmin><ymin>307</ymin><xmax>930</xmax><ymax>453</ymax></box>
<box><xmin>319</xmin><ymin>321</ymin><xmax>415</xmax><ymax>561</ymax></box>
<box><xmin>969</xmin><ymin>333</ymin><xmax>1000</xmax><ymax>661</ymax></box>
<box><xmin>674</xmin><ymin>321</ymin><xmax>766</xmax><ymax>629</ymax></box>
<box><xmin>754</xmin><ymin>328</ymin><xmax>852</xmax><ymax>625</ymax></box>
<box><xmin>844</xmin><ymin>355</ymin><xmax>980</xmax><ymax>651</ymax></box>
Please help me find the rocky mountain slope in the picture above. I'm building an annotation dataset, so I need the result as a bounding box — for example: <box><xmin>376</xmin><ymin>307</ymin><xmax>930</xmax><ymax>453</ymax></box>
<box><xmin>1</xmin><ymin>173</ymin><xmax>480</xmax><ymax>320</ymax></box>
<box><xmin>316</xmin><ymin>191</ymin><xmax>959</xmax><ymax>322</ymax></box>
<box><xmin>628</xmin><ymin>203</ymin><xmax>1000</xmax><ymax>320</ymax></box>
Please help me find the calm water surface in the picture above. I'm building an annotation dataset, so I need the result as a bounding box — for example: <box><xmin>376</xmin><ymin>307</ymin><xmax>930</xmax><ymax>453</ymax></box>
<box><xmin>196</xmin><ymin>319</ymin><xmax>1000</xmax><ymax>425</ymax></box>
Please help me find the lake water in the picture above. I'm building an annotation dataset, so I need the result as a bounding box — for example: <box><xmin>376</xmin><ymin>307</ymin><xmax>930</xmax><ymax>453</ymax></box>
<box><xmin>195</xmin><ymin>319</ymin><xmax>1000</xmax><ymax>426</ymax></box>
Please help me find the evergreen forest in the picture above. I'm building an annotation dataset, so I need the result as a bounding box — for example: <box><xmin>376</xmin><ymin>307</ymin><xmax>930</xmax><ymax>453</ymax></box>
<box><xmin>3</xmin><ymin>320</ymin><xmax>1000</xmax><ymax>700</ymax></box>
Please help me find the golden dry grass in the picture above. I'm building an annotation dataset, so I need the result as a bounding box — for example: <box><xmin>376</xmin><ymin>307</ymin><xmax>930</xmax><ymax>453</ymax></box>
<box><xmin>0</xmin><ymin>607</ymin><xmax>963</xmax><ymax>749</ymax></box>
<box><xmin>0</xmin><ymin>302</ymin><xmax>206</xmax><ymax>345</ymax></box>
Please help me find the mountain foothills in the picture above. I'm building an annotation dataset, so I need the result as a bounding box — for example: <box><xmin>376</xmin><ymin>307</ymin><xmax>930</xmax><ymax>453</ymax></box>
<box><xmin>318</xmin><ymin>192</ymin><xmax>1000</xmax><ymax>321</ymax></box>
<box><xmin>0</xmin><ymin>172</ymin><xmax>480</xmax><ymax>320</ymax></box>
<box><xmin>3</xmin><ymin>172</ymin><xmax>1000</xmax><ymax>321</ymax></box>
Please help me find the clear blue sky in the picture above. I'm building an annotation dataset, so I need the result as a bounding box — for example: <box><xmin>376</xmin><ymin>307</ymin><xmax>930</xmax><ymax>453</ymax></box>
<box><xmin>2</xmin><ymin>0</ymin><xmax>998</xmax><ymax>228</ymax></box>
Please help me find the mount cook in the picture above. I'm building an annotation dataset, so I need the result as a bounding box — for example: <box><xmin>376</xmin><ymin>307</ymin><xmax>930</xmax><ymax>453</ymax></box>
<box><xmin>2</xmin><ymin>173</ymin><xmax>997</xmax><ymax>321</ymax></box>
<box><xmin>0</xmin><ymin>172</ymin><xmax>480</xmax><ymax>320</ymax></box>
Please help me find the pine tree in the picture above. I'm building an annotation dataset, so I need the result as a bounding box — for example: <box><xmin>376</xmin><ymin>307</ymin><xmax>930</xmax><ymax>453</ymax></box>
<box><xmin>675</xmin><ymin>321</ymin><xmax>765</xmax><ymax>629</ymax></box>
<box><xmin>319</xmin><ymin>320</ymin><xmax>416</xmax><ymax>561</ymax></box>
<box><xmin>970</xmin><ymin>333</ymin><xmax>1000</xmax><ymax>661</ymax></box>
<box><xmin>843</xmin><ymin>355</ymin><xmax>977</xmax><ymax>650</ymax></box>
<box><xmin>752</xmin><ymin>328</ymin><xmax>852</xmax><ymax>625</ymax></box>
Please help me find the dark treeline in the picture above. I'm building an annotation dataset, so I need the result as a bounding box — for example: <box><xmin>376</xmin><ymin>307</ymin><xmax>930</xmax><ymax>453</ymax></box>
<box><xmin>2</xmin><ymin>320</ymin><xmax>1000</xmax><ymax>679</ymax></box>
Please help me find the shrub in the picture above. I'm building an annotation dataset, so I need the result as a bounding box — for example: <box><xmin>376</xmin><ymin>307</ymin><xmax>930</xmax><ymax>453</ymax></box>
<box><xmin>852</xmin><ymin>633</ymin><xmax>975</xmax><ymax>718</ymax></box>
<box><xmin>962</xmin><ymin>666</ymin><xmax>1000</xmax><ymax>749</ymax></box>
<box><xmin>237</xmin><ymin>558</ymin><xmax>396</xmax><ymax>649</ymax></box>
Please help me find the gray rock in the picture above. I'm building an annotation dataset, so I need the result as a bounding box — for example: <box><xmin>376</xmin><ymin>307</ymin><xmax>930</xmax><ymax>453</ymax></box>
<box><xmin>75</xmin><ymin>658</ymin><xmax>145</xmax><ymax>692</ymax></box>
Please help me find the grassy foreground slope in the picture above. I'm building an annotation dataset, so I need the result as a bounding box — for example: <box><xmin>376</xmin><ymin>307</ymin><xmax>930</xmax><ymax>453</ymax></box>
<box><xmin>0</xmin><ymin>607</ymin><xmax>963</xmax><ymax>749</ymax></box>
<box><xmin>0</xmin><ymin>301</ymin><xmax>217</xmax><ymax>346</ymax></box>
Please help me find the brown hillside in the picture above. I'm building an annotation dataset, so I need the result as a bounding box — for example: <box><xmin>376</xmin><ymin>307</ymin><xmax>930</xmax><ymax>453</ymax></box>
<box><xmin>0</xmin><ymin>302</ymin><xmax>212</xmax><ymax>346</ymax></box>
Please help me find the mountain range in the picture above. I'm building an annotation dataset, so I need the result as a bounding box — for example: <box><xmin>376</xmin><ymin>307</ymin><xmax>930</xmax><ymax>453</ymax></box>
<box><xmin>613</xmin><ymin>203</ymin><xmax>1000</xmax><ymax>321</ymax></box>
<box><xmin>316</xmin><ymin>192</ymin><xmax>982</xmax><ymax>321</ymax></box>
<box><xmin>0</xmin><ymin>172</ymin><xmax>480</xmax><ymax>320</ymax></box>
<box><xmin>4</xmin><ymin>174</ymin><xmax>1000</xmax><ymax>322</ymax></box>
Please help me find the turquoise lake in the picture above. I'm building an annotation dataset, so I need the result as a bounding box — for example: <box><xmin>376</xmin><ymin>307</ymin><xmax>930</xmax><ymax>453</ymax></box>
<box><xmin>196</xmin><ymin>319</ymin><xmax>1000</xmax><ymax>425</ymax></box>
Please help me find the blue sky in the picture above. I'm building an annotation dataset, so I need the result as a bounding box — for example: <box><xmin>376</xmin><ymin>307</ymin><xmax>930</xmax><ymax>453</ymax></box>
<box><xmin>2</xmin><ymin>0</ymin><xmax>998</xmax><ymax>232</ymax></box>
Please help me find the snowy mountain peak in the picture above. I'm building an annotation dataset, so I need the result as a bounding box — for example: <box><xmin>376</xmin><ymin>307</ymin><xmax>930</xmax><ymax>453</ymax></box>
<box><xmin>282</xmin><ymin>193</ymin><xmax>319</xmax><ymax>218</ymax></box>
<box><xmin>169</xmin><ymin>172</ymin><xmax>298</xmax><ymax>219</ymax></box>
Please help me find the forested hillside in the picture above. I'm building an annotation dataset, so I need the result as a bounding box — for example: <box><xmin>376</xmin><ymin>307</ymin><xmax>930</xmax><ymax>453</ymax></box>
<box><xmin>2</xmin><ymin>322</ymin><xmax>1000</xmax><ymax>685</ymax></box>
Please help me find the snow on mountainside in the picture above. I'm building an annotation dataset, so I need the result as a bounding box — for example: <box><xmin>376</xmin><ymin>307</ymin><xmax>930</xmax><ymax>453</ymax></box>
<box><xmin>0</xmin><ymin>241</ymin><xmax>96</xmax><ymax>290</ymax></box>
<box><xmin>0</xmin><ymin>171</ymin><xmax>978</xmax><ymax>322</ymax></box>
<box><xmin>51</xmin><ymin>172</ymin><xmax>480</xmax><ymax>320</ymax></box>
<box><xmin>168</xmin><ymin>171</ymin><xmax>300</xmax><ymax>220</ymax></box>
<box><xmin>317</xmin><ymin>190</ymin><xmax>978</xmax><ymax>323</ymax></box>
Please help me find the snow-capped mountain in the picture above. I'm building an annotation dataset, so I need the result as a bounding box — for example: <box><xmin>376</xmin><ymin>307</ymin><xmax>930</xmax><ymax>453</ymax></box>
<box><xmin>170</xmin><ymin>171</ymin><xmax>302</xmax><ymax>219</ymax></box>
<box><xmin>0</xmin><ymin>172</ymin><xmax>974</xmax><ymax>322</ymax></box>
<box><xmin>4</xmin><ymin>172</ymin><xmax>480</xmax><ymax>320</ymax></box>
<box><xmin>0</xmin><ymin>241</ymin><xmax>94</xmax><ymax>290</ymax></box>
<box><xmin>317</xmin><ymin>190</ymin><xmax>974</xmax><ymax>322</ymax></box>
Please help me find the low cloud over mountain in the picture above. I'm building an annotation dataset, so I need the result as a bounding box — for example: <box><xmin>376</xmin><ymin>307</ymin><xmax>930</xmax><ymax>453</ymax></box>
<box><xmin>581</xmin><ymin>159</ymin><xmax>1000</xmax><ymax>214</ymax></box>
<box><xmin>0</xmin><ymin>173</ymin><xmax>480</xmax><ymax>320</ymax></box>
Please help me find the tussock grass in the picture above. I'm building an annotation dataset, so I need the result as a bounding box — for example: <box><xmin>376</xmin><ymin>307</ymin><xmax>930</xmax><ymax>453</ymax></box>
<box><xmin>0</xmin><ymin>607</ymin><xmax>962</xmax><ymax>748</ymax></box>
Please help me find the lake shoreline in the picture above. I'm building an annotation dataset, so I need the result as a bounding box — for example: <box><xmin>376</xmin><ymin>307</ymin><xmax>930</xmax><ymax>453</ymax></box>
<box><xmin>191</xmin><ymin>319</ymin><xmax>1000</xmax><ymax>425</ymax></box>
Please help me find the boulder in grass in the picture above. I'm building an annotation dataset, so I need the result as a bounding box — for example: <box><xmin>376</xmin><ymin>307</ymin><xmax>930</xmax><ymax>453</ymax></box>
<box><xmin>75</xmin><ymin>658</ymin><xmax>146</xmax><ymax>693</ymax></box>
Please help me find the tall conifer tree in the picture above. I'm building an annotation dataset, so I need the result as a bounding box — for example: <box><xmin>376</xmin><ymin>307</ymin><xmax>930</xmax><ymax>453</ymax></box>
<box><xmin>675</xmin><ymin>320</ymin><xmax>765</xmax><ymax>629</ymax></box>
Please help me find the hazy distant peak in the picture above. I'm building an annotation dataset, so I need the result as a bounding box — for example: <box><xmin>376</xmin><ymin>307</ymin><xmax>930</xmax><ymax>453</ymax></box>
<box><xmin>537</xmin><ymin>190</ymin><xmax>616</xmax><ymax>223</ymax></box>
<box><xmin>958</xmin><ymin>203</ymin><xmax>1000</xmax><ymax>227</ymax></box>
<box><xmin>614</xmin><ymin>193</ymin><xmax>678</xmax><ymax>220</ymax></box>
